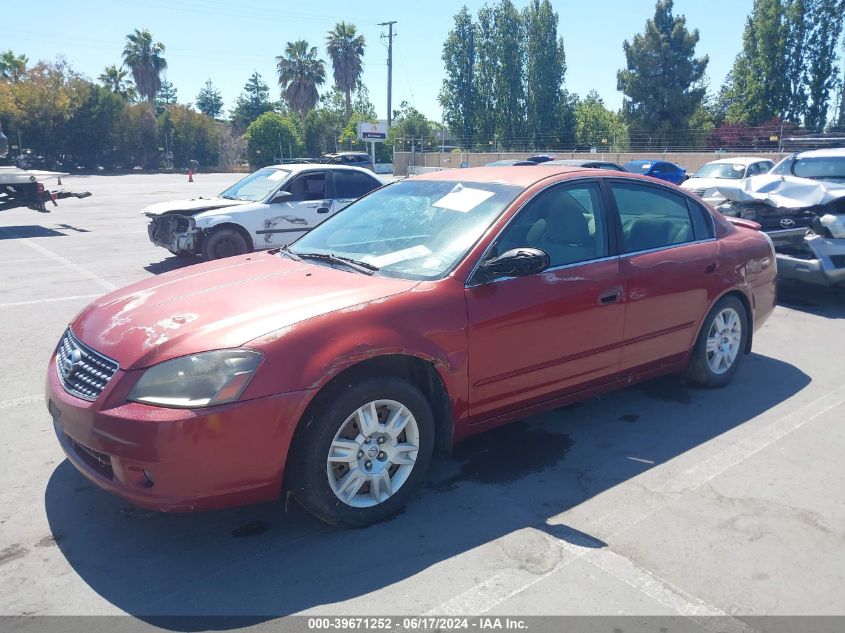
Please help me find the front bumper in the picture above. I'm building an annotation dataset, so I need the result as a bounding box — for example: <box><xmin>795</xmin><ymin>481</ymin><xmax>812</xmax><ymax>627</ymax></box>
<box><xmin>146</xmin><ymin>214</ymin><xmax>200</xmax><ymax>254</ymax></box>
<box><xmin>46</xmin><ymin>355</ymin><xmax>315</xmax><ymax>511</ymax></box>
<box><xmin>774</xmin><ymin>234</ymin><xmax>845</xmax><ymax>286</ymax></box>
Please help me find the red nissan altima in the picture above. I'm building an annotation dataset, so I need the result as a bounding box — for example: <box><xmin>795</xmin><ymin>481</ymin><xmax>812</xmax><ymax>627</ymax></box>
<box><xmin>46</xmin><ymin>166</ymin><xmax>777</xmax><ymax>527</ymax></box>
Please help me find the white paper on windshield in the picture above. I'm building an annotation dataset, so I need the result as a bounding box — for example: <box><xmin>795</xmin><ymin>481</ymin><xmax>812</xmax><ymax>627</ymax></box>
<box><xmin>433</xmin><ymin>183</ymin><xmax>495</xmax><ymax>213</ymax></box>
<box><xmin>641</xmin><ymin>163</ymin><xmax>652</xmax><ymax>169</ymax></box>
<box><xmin>365</xmin><ymin>245</ymin><xmax>432</xmax><ymax>268</ymax></box>
<box><xmin>268</xmin><ymin>170</ymin><xmax>287</xmax><ymax>182</ymax></box>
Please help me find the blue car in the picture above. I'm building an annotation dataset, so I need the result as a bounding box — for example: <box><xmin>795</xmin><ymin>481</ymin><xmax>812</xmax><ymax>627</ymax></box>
<box><xmin>623</xmin><ymin>159</ymin><xmax>687</xmax><ymax>185</ymax></box>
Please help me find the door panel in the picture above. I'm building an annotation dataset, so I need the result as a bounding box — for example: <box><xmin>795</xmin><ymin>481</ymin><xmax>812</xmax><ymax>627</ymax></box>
<box><xmin>261</xmin><ymin>171</ymin><xmax>327</xmax><ymax>247</ymax></box>
<box><xmin>466</xmin><ymin>259</ymin><xmax>625</xmax><ymax>420</ymax></box>
<box><xmin>609</xmin><ymin>180</ymin><xmax>722</xmax><ymax>373</ymax></box>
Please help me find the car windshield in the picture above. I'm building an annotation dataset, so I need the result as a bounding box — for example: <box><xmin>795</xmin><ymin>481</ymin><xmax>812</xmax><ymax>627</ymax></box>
<box><xmin>624</xmin><ymin>162</ymin><xmax>652</xmax><ymax>174</ymax></box>
<box><xmin>792</xmin><ymin>156</ymin><xmax>845</xmax><ymax>182</ymax></box>
<box><xmin>290</xmin><ymin>179</ymin><xmax>522</xmax><ymax>280</ymax></box>
<box><xmin>693</xmin><ymin>163</ymin><xmax>746</xmax><ymax>179</ymax></box>
<box><xmin>219</xmin><ymin>167</ymin><xmax>290</xmax><ymax>201</ymax></box>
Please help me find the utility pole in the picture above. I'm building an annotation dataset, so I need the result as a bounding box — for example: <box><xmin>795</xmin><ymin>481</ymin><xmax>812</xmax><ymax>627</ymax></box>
<box><xmin>379</xmin><ymin>21</ymin><xmax>397</xmax><ymax>128</ymax></box>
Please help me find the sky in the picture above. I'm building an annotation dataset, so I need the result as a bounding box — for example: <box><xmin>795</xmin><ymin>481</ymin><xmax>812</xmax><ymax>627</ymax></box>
<box><xmin>3</xmin><ymin>0</ymin><xmax>754</xmax><ymax>122</ymax></box>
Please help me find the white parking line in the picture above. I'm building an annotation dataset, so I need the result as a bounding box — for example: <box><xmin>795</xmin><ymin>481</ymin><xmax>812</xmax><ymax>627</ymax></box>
<box><xmin>427</xmin><ymin>387</ymin><xmax>845</xmax><ymax>620</ymax></box>
<box><xmin>19</xmin><ymin>239</ymin><xmax>117</xmax><ymax>292</ymax></box>
<box><xmin>0</xmin><ymin>293</ymin><xmax>102</xmax><ymax>309</ymax></box>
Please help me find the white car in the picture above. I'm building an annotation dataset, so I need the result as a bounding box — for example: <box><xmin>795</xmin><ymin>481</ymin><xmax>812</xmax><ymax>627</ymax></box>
<box><xmin>681</xmin><ymin>157</ymin><xmax>774</xmax><ymax>206</ymax></box>
<box><xmin>144</xmin><ymin>164</ymin><xmax>386</xmax><ymax>260</ymax></box>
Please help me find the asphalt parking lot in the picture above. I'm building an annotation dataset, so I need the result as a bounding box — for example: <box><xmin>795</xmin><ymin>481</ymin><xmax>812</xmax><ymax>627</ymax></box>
<box><xmin>1</xmin><ymin>173</ymin><xmax>844</xmax><ymax>626</ymax></box>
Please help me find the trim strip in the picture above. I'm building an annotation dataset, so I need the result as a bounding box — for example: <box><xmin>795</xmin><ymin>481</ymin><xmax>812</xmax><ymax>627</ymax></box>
<box><xmin>255</xmin><ymin>228</ymin><xmax>308</xmax><ymax>235</ymax></box>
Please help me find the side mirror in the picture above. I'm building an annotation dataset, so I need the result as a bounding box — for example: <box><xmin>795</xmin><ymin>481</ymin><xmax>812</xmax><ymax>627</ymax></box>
<box><xmin>479</xmin><ymin>247</ymin><xmax>550</xmax><ymax>281</ymax></box>
<box><xmin>271</xmin><ymin>190</ymin><xmax>293</xmax><ymax>203</ymax></box>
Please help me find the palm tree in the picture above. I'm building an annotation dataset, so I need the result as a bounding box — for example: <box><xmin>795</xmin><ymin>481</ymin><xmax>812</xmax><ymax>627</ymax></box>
<box><xmin>122</xmin><ymin>29</ymin><xmax>167</xmax><ymax>104</ymax></box>
<box><xmin>326</xmin><ymin>22</ymin><xmax>365</xmax><ymax>120</ymax></box>
<box><xmin>276</xmin><ymin>40</ymin><xmax>325</xmax><ymax>117</ymax></box>
<box><xmin>0</xmin><ymin>50</ymin><xmax>28</xmax><ymax>82</ymax></box>
<box><xmin>98</xmin><ymin>64</ymin><xmax>135</xmax><ymax>100</ymax></box>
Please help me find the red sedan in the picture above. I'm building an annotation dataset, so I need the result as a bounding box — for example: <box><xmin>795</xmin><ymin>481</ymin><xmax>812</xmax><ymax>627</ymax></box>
<box><xmin>46</xmin><ymin>166</ymin><xmax>777</xmax><ymax>527</ymax></box>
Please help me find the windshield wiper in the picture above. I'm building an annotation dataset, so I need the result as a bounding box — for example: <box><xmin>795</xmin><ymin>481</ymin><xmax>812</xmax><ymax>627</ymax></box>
<box><xmin>220</xmin><ymin>194</ymin><xmax>241</xmax><ymax>200</ymax></box>
<box><xmin>276</xmin><ymin>244</ymin><xmax>301</xmax><ymax>261</ymax></box>
<box><xmin>296</xmin><ymin>252</ymin><xmax>379</xmax><ymax>275</ymax></box>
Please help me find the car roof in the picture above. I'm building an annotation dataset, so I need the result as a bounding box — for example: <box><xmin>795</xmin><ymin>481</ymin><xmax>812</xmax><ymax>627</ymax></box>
<box><xmin>323</xmin><ymin>152</ymin><xmax>370</xmax><ymax>157</ymax></box>
<box><xmin>411</xmin><ymin>165</ymin><xmax>637</xmax><ymax>187</ymax></box>
<box><xmin>792</xmin><ymin>147</ymin><xmax>845</xmax><ymax>158</ymax></box>
<box><xmin>707</xmin><ymin>156</ymin><xmax>772</xmax><ymax>165</ymax></box>
<box><xmin>547</xmin><ymin>159</ymin><xmax>613</xmax><ymax>166</ymax></box>
<box><xmin>267</xmin><ymin>163</ymin><xmax>374</xmax><ymax>174</ymax></box>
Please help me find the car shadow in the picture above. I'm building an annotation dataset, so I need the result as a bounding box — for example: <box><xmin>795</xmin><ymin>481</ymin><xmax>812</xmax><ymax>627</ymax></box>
<box><xmin>777</xmin><ymin>279</ymin><xmax>845</xmax><ymax>319</ymax></box>
<box><xmin>144</xmin><ymin>256</ymin><xmax>200</xmax><ymax>275</ymax></box>
<box><xmin>0</xmin><ymin>225</ymin><xmax>66</xmax><ymax>240</ymax></box>
<box><xmin>44</xmin><ymin>353</ymin><xmax>809</xmax><ymax>627</ymax></box>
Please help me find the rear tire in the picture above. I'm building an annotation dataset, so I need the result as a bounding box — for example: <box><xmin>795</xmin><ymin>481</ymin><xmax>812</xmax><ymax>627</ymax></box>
<box><xmin>287</xmin><ymin>377</ymin><xmax>435</xmax><ymax>528</ymax></box>
<box><xmin>684</xmin><ymin>296</ymin><xmax>748</xmax><ymax>388</ymax></box>
<box><xmin>201</xmin><ymin>227</ymin><xmax>249</xmax><ymax>260</ymax></box>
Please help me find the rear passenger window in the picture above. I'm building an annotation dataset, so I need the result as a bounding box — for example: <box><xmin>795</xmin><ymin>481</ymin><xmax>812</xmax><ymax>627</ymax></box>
<box><xmin>496</xmin><ymin>181</ymin><xmax>608</xmax><ymax>268</ymax></box>
<box><xmin>611</xmin><ymin>182</ymin><xmax>695</xmax><ymax>253</ymax></box>
<box><xmin>333</xmin><ymin>171</ymin><xmax>380</xmax><ymax>199</ymax></box>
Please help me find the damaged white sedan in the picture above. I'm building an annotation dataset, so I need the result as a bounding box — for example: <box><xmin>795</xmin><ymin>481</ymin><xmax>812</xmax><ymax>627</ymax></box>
<box><xmin>143</xmin><ymin>164</ymin><xmax>385</xmax><ymax>260</ymax></box>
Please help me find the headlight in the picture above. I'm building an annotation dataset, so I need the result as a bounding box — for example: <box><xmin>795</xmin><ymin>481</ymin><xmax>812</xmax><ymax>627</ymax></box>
<box><xmin>820</xmin><ymin>214</ymin><xmax>845</xmax><ymax>238</ymax></box>
<box><xmin>128</xmin><ymin>350</ymin><xmax>263</xmax><ymax>408</ymax></box>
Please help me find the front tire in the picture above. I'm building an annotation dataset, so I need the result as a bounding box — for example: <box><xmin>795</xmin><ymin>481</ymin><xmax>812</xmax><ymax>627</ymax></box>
<box><xmin>287</xmin><ymin>377</ymin><xmax>435</xmax><ymax>528</ymax></box>
<box><xmin>684</xmin><ymin>296</ymin><xmax>748</xmax><ymax>388</ymax></box>
<box><xmin>201</xmin><ymin>227</ymin><xmax>249</xmax><ymax>260</ymax></box>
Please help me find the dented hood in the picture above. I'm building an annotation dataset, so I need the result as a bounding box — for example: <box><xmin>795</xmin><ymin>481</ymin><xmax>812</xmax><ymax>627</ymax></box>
<box><xmin>142</xmin><ymin>196</ymin><xmax>250</xmax><ymax>216</ymax></box>
<box><xmin>716</xmin><ymin>174</ymin><xmax>845</xmax><ymax>209</ymax></box>
<box><xmin>71</xmin><ymin>254</ymin><xmax>418</xmax><ymax>370</ymax></box>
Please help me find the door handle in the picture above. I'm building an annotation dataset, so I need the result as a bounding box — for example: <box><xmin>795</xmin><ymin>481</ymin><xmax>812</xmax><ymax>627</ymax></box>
<box><xmin>704</xmin><ymin>262</ymin><xmax>718</xmax><ymax>273</ymax></box>
<box><xmin>317</xmin><ymin>207</ymin><xmax>330</xmax><ymax>214</ymax></box>
<box><xmin>598</xmin><ymin>287</ymin><xmax>623</xmax><ymax>305</ymax></box>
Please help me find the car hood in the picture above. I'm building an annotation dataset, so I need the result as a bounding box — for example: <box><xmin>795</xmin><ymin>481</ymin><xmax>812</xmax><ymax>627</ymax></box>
<box><xmin>682</xmin><ymin>177</ymin><xmax>740</xmax><ymax>191</ymax></box>
<box><xmin>71</xmin><ymin>254</ymin><xmax>419</xmax><ymax>370</ymax></box>
<box><xmin>143</xmin><ymin>196</ymin><xmax>250</xmax><ymax>217</ymax></box>
<box><xmin>716</xmin><ymin>174</ymin><xmax>845</xmax><ymax>209</ymax></box>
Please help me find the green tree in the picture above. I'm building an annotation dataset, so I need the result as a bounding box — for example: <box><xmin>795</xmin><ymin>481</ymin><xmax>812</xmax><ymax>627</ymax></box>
<box><xmin>155</xmin><ymin>80</ymin><xmax>177</xmax><ymax>114</ymax></box>
<box><xmin>325</xmin><ymin>21</ymin><xmax>365</xmax><ymax>121</ymax></box>
<box><xmin>276</xmin><ymin>40</ymin><xmax>325</xmax><ymax>117</ymax></box>
<box><xmin>574</xmin><ymin>91</ymin><xmax>629</xmax><ymax>151</ymax></box>
<box><xmin>158</xmin><ymin>104</ymin><xmax>220</xmax><ymax>167</ymax></box>
<box><xmin>617</xmin><ymin>0</ymin><xmax>708</xmax><ymax>147</ymax></box>
<box><xmin>524</xmin><ymin>0</ymin><xmax>565</xmax><ymax>149</ymax></box>
<box><xmin>783</xmin><ymin>0</ymin><xmax>808</xmax><ymax>122</ymax></box>
<box><xmin>0</xmin><ymin>50</ymin><xmax>28</xmax><ymax>82</ymax></box>
<box><xmin>439</xmin><ymin>6</ymin><xmax>477</xmax><ymax>148</ymax></box>
<box><xmin>98</xmin><ymin>64</ymin><xmax>135</xmax><ymax>100</ymax></box>
<box><xmin>804</xmin><ymin>0</ymin><xmax>845</xmax><ymax>129</ymax></box>
<box><xmin>474</xmin><ymin>5</ymin><xmax>497</xmax><ymax>149</ymax></box>
<box><xmin>68</xmin><ymin>83</ymin><xmax>126</xmax><ymax>169</ymax></box>
<box><xmin>195</xmin><ymin>79</ymin><xmax>224</xmax><ymax>118</ymax></box>
<box><xmin>230</xmin><ymin>71</ymin><xmax>274</xmax><ymax>130</ymax></box>
<box><xmin>244</xmin><ymin>111</ymin><xmax>299</xmax><ymax>167</ymax></box>
<box><xmin>387</xmin><ymin>101</ymin><xmax>434</xmax><ymax>149</ymax></box>
<box><xmin>492</xmin><ymin>0</ymin><xmax>525</xmax><ymax>149</ymax></box>
<box><xmin>122</xmin><ymin>28</ymin><xmax>167</xmax><ymax>104</ymax></box>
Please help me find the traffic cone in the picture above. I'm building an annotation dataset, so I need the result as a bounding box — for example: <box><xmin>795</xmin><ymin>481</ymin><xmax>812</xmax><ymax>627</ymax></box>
<box><xmin>188</xmin><ymin>169</ymin><xmax>194</xmax><ymax>183</ymax></box>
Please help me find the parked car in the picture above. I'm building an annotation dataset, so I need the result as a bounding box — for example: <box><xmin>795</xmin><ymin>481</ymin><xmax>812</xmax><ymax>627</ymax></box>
<box><xmin>321</xmin><ymin>151</ymin><xmax>375</xmax><ymax>172</ymax></box>
<box><xmin>546</xmin><ymin>159</ymin><xmax>625</xmax><ymax>171</ymax></box>
<box><xmin>47</xmin><ymin>166</ymin><xmax>776</xmax><ymax>527</ymax></box>
<box><xmin>144</xmin><ymin>164</ymin><xmax>385</xmax><ymax>260</ymax></box>
<box><xmin>681</xmin><ymin>157</ymin><xmax>774</xmax><ymax>206</ymax></box>
<box><xmin>526</xmin><ymin>154</ymin><xmax>555</xmax><ymax>163</ymax></box>
<box><xmin>485</xmin><ymin>159</ymin><xmax>537</xmax><ymax>166</ymax></box>
<box><xmin>715</xmin><ymin>148</ymin><xmax>845</xmax><ymax>287</ymax></box>
<box><xmin>623</xmin><ymin>159</ymin><xmax>687</xmax><ymax>184</ymax></box>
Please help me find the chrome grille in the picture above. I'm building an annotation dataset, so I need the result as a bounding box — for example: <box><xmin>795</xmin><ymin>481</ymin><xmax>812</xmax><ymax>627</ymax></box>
<box><xmin>56</xmin><ymin>328</ymin><xmax>119</xmax><ymax>401</ymax></box>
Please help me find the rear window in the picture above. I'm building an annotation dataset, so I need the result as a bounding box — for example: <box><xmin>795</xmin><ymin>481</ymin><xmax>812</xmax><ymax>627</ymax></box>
<box><xmin>624</xmin><ymin>162</ymin><xmax>652</xmax><ymax>174</ymax></box>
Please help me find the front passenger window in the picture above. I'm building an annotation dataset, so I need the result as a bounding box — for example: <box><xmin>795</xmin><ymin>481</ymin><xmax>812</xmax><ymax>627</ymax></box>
<box><xmin>495</xmin><ymin>182</ymin><xmax>608</xmax><ymax>268</ymax></box>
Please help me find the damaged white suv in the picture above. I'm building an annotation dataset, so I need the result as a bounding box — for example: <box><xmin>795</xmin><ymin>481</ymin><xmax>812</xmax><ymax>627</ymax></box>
<box><xmin>144</xmin><ymin>164</ymin><xmax>385</xmax><ymax>260</ymax></box>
